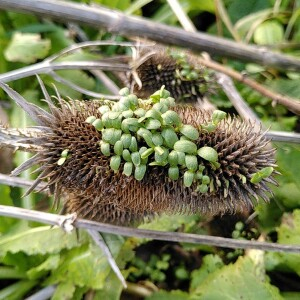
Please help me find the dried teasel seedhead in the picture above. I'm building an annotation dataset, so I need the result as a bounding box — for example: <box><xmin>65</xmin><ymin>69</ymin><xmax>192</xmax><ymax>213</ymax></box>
<box><xmin>124</xmin><ymin>46</ymin><xmax>216</xmax><ymax>107</ymax></box>
<box><xmin>0</xmin><ymin>82</ymin><xmax>277</xmax><ymax>225</ymax></box>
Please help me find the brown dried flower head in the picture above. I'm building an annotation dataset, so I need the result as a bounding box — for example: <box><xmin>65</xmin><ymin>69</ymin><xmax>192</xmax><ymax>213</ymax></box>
<box><xmin>0</xmin><ymin>81</ymin><xmax>277</xmax><ymax>225</ymax></box>
<box><xmin>125</xmin><ymin>46</ymin><xmax>216</xmax><ymax>105</ymax></box>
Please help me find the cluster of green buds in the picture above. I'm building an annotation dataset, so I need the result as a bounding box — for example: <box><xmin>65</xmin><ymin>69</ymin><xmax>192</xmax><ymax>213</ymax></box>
<box><xmin>85</xmin><ymin>87</ymin><xmax>227</xmax><ymax>193</ymax></box>
<box><xmin>169</xmin><ymin>50</ymin><xmax>212</xmax><ymax>94</ymax></box>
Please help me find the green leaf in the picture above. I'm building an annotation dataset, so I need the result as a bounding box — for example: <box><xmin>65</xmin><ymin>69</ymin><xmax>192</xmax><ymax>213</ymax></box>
<box><xmin>191</xmin><ymin>256</ymin><xmax>282</xmax><ymax>300</ymax></box>
<box><xmin>4</xmin><ymin>32</ymin><xmax>50</xmax><ymax>63</ymax></box>
<box><xmin>0</xmin><ymin>280</ymin><xmax>37</xmax><ymax>300</ymax></box>
<box><xmin>190</xmin><ymin>254</ymin><xmax>224</xmax><ymax>292</ymax></box>
<box><xmin>0</xmin><ymin>227</ymin><xmax>87</xmax><ymax>256</ymax></box>
<box><xmin>27</xmin><ymin>254</ymin><xmax>60</xmax><ymax>280</ymax></box>
<box><xmin>51</xmin><ymin>281</ymin><xmax>76</xmax><ymax>300</ymax></box>
<box><xmin>47</xmin><ymin>234</ymin><xmax>125</xmax><ymax>289</ymax></box>
<box><xmin>254</xmin><ymin>21</ymin><xmax>284</xmax><ymax>45</ymax></box>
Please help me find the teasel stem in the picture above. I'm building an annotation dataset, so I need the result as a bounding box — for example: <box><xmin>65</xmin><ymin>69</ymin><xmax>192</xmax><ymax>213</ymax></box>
<box><xmin>0</xmin><ymin>205</ymin><xmax>300</xmax><ymax>254</ymax></box>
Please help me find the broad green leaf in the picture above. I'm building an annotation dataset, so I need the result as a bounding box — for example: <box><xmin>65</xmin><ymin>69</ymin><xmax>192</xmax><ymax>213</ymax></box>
<box><xmin>254</xmin><ymin>21</ymin><xmax>284</xmax><ymax>45</ymax></box>
<box><xmin>51</xmin><ymin>281</ymin><xmax>76</xmax><ymax>300</ymax></box>
<box><xmin>146</xmin><ymin>290</ymin><xmax>190</xmax><ymax>300</ymax></box>
<box><xmin>4</xmin><ymin>32</ymin><xmax>51</xmax><ymax>63</ymax></box>
<box><xmin>190</xmin><ymin>254</ymin><xmax>224</xmax><ymax>292</ymax></box>
<box><xmin>0</xmin><ymin>226</ymin><xmax>87</xmax><ymax>256</ymax></box>
<box><xmin>191</xmin><ymin>257</ymin><xmax>282</xmax><ymax>300</ymax></box>
<box><xmin>47</xmin><ymin>234</ymin><xmax>125</xmax><ymax>289</ymax></box>
<box><xmin>27</xmin><ymin>254</ymin><xmax>60</xmax><ymax>280</ymax></box>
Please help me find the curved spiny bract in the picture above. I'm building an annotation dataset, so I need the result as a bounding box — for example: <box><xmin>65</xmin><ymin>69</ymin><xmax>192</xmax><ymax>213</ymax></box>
<box><xmin>15</xmin><ymin>96</ymin><xmax>276</xmax><ymax>225</ymax></box>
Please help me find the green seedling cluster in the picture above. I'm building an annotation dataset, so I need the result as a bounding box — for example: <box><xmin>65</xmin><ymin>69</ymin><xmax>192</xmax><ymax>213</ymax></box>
<box><xmin>85</xmin><ymin>87</ymin><xmax>227</xmax><ymax>193</ymax></box>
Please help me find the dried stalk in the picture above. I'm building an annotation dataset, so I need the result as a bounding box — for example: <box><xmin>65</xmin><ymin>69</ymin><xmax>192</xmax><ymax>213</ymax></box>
<box><xmin>0</xmin><ymin>205</ymin><xmax>300</xmax><ymax>254</ymax></box>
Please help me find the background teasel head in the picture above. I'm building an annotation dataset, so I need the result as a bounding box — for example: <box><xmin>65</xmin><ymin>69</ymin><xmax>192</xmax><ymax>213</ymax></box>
<box><xmin>0</xmin><ymin>81</ymin><xmax>277</xmax><ymax>225</ymax></box>
<box><xmin>120</xmin><ymin>45</ymin><xmax>216</xmax><ymax>108</ymax></box>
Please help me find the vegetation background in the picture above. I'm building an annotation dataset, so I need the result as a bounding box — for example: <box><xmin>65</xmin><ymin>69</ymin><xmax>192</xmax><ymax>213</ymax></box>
<box><xmin>0</xmin><ymin>0</ymin><xmax>300</xmax><ymax>299</ymax></box>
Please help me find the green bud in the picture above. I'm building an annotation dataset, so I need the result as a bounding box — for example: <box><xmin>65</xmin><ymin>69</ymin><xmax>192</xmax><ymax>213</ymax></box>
<box><xmin>144</xmin><ymin>109</ymin><xmax>162</xmax><ymax>120</ymax></box>
<box><xmin>127</xmin><ymin>94</ymin><xmax>139</xmax><ymax>109</ymax></box>
<box><xmin>110</xmin><ymin>155</ymin><xmax>121</xmax><ymax>172</ymax></box>
<box><xmin>122</xmin><ymin>110</ymin><xmax>134</xmax><ymax>118</ymax></box>
<box><xmin>154</xmin><ymin>147</ymin><xmax>169</xmax><ymax>163</ymax></box>
<box><xmin>100</xmin><ymin>141</ymin><xmax>111</xmax><ymax>156</ymax></box>
<box><xmin>152</xmin><ymin>132</ymin><xmax>163</xmax><ymax>146</ymax></box>
<box><xmin>201</xmin><ymin>122</ymin><xmax>217</xmax><ymax>133</ymax></box>
<box><xmin>168</xmin><ymin>166</ymin><xmax>179</xmax><ymax>180</ymax></box>
<box><xmin>161</xmin><ymin>128</ymin><xmax>178</xmax><ymax>148</ymax></box>
<box><xmin>174</xmin><ymin>140</ymin><xmax>197</xmax><ymax>155</ymax></box>
<box><xmin>61</xmin><ymin>149</ymin><xmax>69</xmax><ymax>158</ymax></box>
<box><xmin>197</xmin><ymin>184</ymin><xmax>208</xmax><ymax>193</ymax></box>
<box><xmin>168</xmin><ymin>150</ymin><xmax>179</xmax><ymax>166</ymax></box>
<box><xmin>122</xmin><ymin>118</ymin><xmax>140</xmax><ymax>132</ymax></box>
<box><xmin>179</xmin><ymin>124</ymin><xmax>199</xmax><ymax>141</ymax></box>
<box><xmin>114</xmin><ymin>140</ymin><xmax>124</xmax><ymax>156</ymax></box>
<box><xmin>153</xmin><ymin>103</ymin><xmax>168</xmax><ymax>113</ymax></box>
<box><xmin>85</xmin><ymin>116</ymin><xmax>97</xmax><ymax>124</ymax></box>
<box><xmin>123</xmin><ymin>162</ymin><xmax>133</xmax><ymax>177</ymax></box>
<box><xmin>187</xmin><ymin>70</ymin><xmax>199</xmax><ymax>80</ymax></box>
<box><xmin>145</xmin><ymin>118</ymin><xmax>161</xmax><ymax>130</ymax></box>
<box><xmin>161</xmin><ymin>110</ymin><xmax>181</xmax><ymax>127</ymax></box>
<box><xmin>122</xmin><ymin>149</ymin><xmax>132</xmax><ymax>162</ymax></box>
<box><xmin>101</xmin><ymin>111</ymin><xmax>113</xmax><ymax>127</ymax></box>
<box><xmin>129</xmin><ymin>136</ymin><xmax>138</xmax><ymax>152</ymax></box>
<box><xmin>131</xmin><ymin>151</ymin><xmax>141</xmax><ymax>166</ymax></box>
<box><xmin>137</xmin><ymin>128</ymin><xmax>155</xmax><ymax>148</ymax></box>
<box><xmin>120</xmin><ymin>133</ymin><xmax>132</xmax><ymax>148</ymax></box>
<box><xmin>183</xmin><ymin>170</ymin><xmax>195</xmax><ymax>187</ymax></box>
<box><xmin>195</xmin><ymin>171</ymin><xmax>203</xmax><ymax>180</ymax></box>
<box><xmin>119</xmin><ymin>87</ymin><xmax>130</xmax><ymax>96</ymax></box>
<box><xmin>134</xmin><ymin>108</ymin><xmax>146</xmax><ymax>117</ymax></box>
<box><xmin>197</xmin><ymin>146</ymin><xmax>218</xmax><ymax>162</ymax></box>
<box><xmin>250</xmin><ymin>167</ymin><xmax>274</xmax><ymax>184</ymax></box>
<box><xmin>92</xmin><ymin>118</ymin><xmax>103</xmax><ymax>131</ymax></box>
<box><xmin>98</xmin><ymin>105</ymin><xmax>110</xmax><ymax>115</ymax></box>
<box><xmin>202</xmin><ymin>175</ymin><xmax>210</xmax><ymax>185</ymax></box>
<box><xmin>176</xmin><ymin>151</ymin><xmax>186</xmax><ymax>165</ymax></box>
<box><xmin>57</xmin><ymin>157</ymin><xmax>67</xmax><ymax>166</ymax></box>
<box><xmin>134</xmin><ymin>164</ymin><xmax>147</xmax><ymax>181</ymax></box>
<box><xmin>212</xmin><ymin>110</ymin><xmax>227</xmax><ymax>125</ymax></box>
<box><xmin>185</xmin><ymin>155</ymin><xmax>198</xmax><ymax>171</ymax></box>
<box><xmin>102</xmin><ymin>128</ymin><xmax>122</xmax><ymax>145</ymax></box>
<box><xmin>140</xmin><ymin>148</ymin><xmax>154</xmax><ymax>159</ymax></box>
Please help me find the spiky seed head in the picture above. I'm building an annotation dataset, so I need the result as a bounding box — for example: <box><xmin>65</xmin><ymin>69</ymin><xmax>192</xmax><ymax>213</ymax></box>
<box><xmin>126</xmin><ymin>47</ymin><xmax>216</xmax><ymax>105</ymax></box>
<box><xmin>8</xmin><ymin>92</ymin><xmax>277</xmax><ymax>225</ymax></box>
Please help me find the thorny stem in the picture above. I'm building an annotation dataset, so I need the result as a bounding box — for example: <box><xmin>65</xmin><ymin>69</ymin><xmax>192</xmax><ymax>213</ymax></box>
<box><xmin>0</xmin><ymin>205</ymin><xmax>300</xmax><ymax>254</ymax></box>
